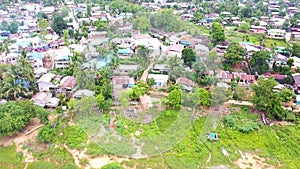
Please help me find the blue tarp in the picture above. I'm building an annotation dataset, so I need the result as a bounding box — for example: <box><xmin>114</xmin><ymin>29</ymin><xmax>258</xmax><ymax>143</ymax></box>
<box><xmin>118</xmin><ymin>48</ymin><xmax>130</xmax><ymax>54</ymax></box>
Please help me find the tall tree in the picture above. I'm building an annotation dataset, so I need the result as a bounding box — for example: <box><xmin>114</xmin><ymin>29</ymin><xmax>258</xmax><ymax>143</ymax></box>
<box><xmin>250</xmin><ymin>50</ymin><xmax>271</xmax><ymax>75</ymax></box>
<box><xmin>63</xmin><ymin>29</ymin><xmax>70</xmax><ymax>46</ymax></box>
<box><xmin>223</xmin><ymin>42</ymin><xmax>247</xmax><ymax>67</ymax></box>
<box><xmin>52</xmin><ymin>15</ymin><xmax>67</xmax><ymax>36</ymax></box>
<box><xmin>292</xmin><ymin>43</ymin><xmax>300</xmax><ymax>57</ymax></box>
<box><xmin>181</xmin><ymin>48</ymin><xmax>196</xmax><ymax>68</ymax></box>
<box><xmin>251</xmin><ymin>77</ymin><xmax>285</xmax><ymax>120</ymax></box>
<box><xmin>38</xmin><ymin>18</ymin><xmax>49</xmax><ymax>38</ymax></box>
<box><xmin>211</xmin><ymin>22</ymin><xmax>225</xmax><ymax>46</ymax></box>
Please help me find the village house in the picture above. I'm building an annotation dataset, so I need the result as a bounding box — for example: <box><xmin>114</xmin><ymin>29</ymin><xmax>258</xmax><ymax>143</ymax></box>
<box><xmin>53</xmin><ymin>47</ymin><xmax>71</xmax><ymax>69</ymax></box>
<box><xmin>113</xmin><ymin>64</ymin><xmax>139</xmax><ymax>75</ymax></box>
<box><xmin>73</xmin><ymin>89</ymin><xmax>94</xmax><ymax>99</ymax></box>
<box><xmin>176</xmin><ymin>77</ymin><xmax>195</xmax><ymax>91</ymax></box>
<box><xmin>37</xmin><ymin>73</ymin><xmax>61</xmax><ymax>92</ymax></box>
<box><xmin>266</xmin><ymin>29</ymin><xmax>286</xmax><ymax>39</ymax></box>
<box><xmin>152</xmin><ymin>64</ymin><xmax>170</xmax><ymax>74</ymax></box>
<box><xmin>111</xmin><ymin>76</ymin><xmax>135</xmax><ymax>100</ymax></box>
<box><xmin>250</xmin><ymin>26</ymin><xmax>267</xmax><ymax>34</ymax></box>
<box><xmin>31</xmin><ymin>92</ymin><xmax>60</xmax><ymax>108</ymax></box>
<box><xmin>56</xmin><ymin>76</ymin><xmax>77</xmax><ymax>98</ymax></box>
<box><xmin>148</xmin><ymin>74</ymin><xmax>169</xmax><ymax>88</ymax></box>
<box><xmin>292</xmin><ymin>73</ymin><xmax>300</xmax><ymax>92</ymax></box>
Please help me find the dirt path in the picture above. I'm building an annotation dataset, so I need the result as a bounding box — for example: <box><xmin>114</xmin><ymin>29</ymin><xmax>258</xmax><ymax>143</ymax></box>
<box><xmin>64</xmin><ymin>144</ymin><xmax>128</xmax><ymax>169</ymax></box>
<box><xmin>235</xmin><ymin>151</ymin><xmax>275</xmax><ymax>169</ymax></box>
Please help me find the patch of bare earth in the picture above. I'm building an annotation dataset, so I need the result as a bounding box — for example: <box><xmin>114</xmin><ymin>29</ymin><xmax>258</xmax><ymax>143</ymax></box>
<box><xmin>235</xmin><ymin>151</ymin><xmax>275</xmax><ymax>169</ymax></box>
<box><xmin>64</xmin><ymin>145</ymin><xmax>129</xmax><ymax>169</ymax></box>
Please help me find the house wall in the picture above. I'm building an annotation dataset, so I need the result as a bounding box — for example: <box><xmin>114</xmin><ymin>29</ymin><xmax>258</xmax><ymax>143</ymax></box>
<box><xmin>38</xmin><ymin>82</ymin><xmax>50</xmax><ymax>92</ymax></box>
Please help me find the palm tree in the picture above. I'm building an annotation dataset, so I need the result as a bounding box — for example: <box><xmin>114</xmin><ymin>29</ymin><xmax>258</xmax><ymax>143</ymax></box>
<box><xmin>0</xmin><ymin>73</ymin><xmax>29</xmax><ymax>100</ymax></box>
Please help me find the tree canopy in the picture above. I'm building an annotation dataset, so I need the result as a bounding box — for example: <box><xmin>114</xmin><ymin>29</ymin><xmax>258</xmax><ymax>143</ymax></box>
<box><xmin>250</xmin><ymin>50</ymin><xmax>271</xmax><ymax>75</ymax></box>
<box><xmin>0</xmin><ymin>100</ymin><xmax>49</xmax><ymax>137</ymax></box>
<box><xmin>211</xmin><ymin>22</ymin><xmax>225</xmax><ymax>46</ymax></box>
<box><xmin>181</xmin><ymin>48</ymin><xmax>196</xmax><ymax>68</ymax></box>
<box><xmin>223</xmin><ymin>42</ymin><xmax>247</xmax><ymax>67</ymax></box>
<box><xmin>150</xmin><ymin>9</ymin><xmax>182</xmax><ymax>32</ymax></box>
<box><xmin>251</xmin><ymin>77</ymin><xmax>286</xmax><ymax>120</ymax></box>
<box><xmin>51</xmin><ymin>15</ymin><xmax>67</xmax><ymax>36</ymax></box>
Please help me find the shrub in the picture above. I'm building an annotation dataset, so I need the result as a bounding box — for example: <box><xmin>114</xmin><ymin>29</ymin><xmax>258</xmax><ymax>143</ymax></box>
<box><xmin>238</xmin><ymin>121</ymin><xmax>259</xmax><ymax>133</ymax></box>
<box><xmin>101</xmin><ymin>162</ymin><xmax>124</xmax><ymax>169</ymax></box>
<box><xmin>224</xmin><ymin>116</ymin><xmax>235</xmax><ymax>127</ymax></box>
<box><xmin>37</xmin><ymin>125</ymin><xmax>55</xmax><ymax>143</ymax></box>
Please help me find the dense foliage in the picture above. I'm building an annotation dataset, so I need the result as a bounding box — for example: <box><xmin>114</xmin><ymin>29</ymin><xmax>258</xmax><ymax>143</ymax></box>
<box><xmin>0</xmin><ymin>100</ymin><xmax>49</xmax><ymax>136</ymax></box>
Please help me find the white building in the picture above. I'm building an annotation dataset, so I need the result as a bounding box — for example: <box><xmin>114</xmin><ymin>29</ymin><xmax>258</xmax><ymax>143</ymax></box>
<box><xmin>148</xmin><ymin>74</ymin><xmax>169</xmax><ymax>88</ymax></box>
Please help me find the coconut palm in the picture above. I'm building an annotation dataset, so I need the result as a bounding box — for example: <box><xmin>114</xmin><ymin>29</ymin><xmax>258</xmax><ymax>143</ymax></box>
<box><xmin>0</xmin><ymin>73</ymin><xmax>29</xmax><ymax>100</ymax></box>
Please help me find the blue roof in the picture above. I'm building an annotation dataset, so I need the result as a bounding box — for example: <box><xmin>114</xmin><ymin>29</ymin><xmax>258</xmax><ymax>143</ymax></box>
<box><xmin>180</xmin><ymin>41</ymin><xmax>192</xmax><ymax>45</ymax></box>
<box><xmin>118</xmin><ymin>48</ymin><xmax>130</xmax><ymax>54</ymax></box>
<box><xmin>29</xmin><ymin>52</ymin><xmax>43</xmax><ymax>59</ymax></box>
<box><xmin>18</xmin><ymin>26</ymin><xmax>29</xmax><ymax>30</ymax></box>
<box><xmin>82</xmin><ymin>52</ymin><xmax>114</xmax><ymax>70</ymax></box>
<box><xmin>239</xmin><ymin>42</ymin><xmax>254</xmax><ymax>45</ymax></box>
<box><xmin>15</xmin><ymin>41</ymin><xmax>31</xmax><ymax>47</ymax></box>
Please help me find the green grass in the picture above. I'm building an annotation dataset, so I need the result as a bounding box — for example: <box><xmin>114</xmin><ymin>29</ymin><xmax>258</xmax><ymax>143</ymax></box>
<box><xmin>0</xmin><ymin>145</ymin><xmax>24</xmax><ymax>169</ymax></box>
<box><xmin>123</xmin><ymin>107</ymin><xmax>300</xmax><ymax>169</ymax></box>
<box><xmin>85</xmin><ymin>142</ymin><xmax>111</xmax><ymax>158</ymax></box>
<box><xmin>261</xmin><ymin>38</ymin><xmax>289</xmax><ymax>48</ymax></box>
<box><xmin>27</xmin><ymin>161</ymin><xmax>77</xmax><ymax>169</ymax></box>
<box><xmin>226</xmin><ymin>28</ymin><xmax>289</xmax><ymax>49</ymax></box>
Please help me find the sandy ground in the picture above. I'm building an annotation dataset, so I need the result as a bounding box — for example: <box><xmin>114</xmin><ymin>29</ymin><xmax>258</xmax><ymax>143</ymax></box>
<box><xmin>235</xmin><ymin>151</ymin><xmax>275</xmax><ymax>169</ymax></box>
<box><xmin>64</xmin><ymin>145</ymin><xmax>128</xmax><ymax>169</ymax></box>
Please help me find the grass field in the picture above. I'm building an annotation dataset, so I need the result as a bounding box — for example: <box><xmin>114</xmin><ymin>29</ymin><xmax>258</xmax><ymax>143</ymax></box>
<box><xmin>0</xmin><ymin>145</ymin><xmax>24</xmax><ymax>169</ymax></box>
<box><xmin>1</xmin><ymin>107</ymin><xmax>299</xmax><ymax>169</ymax></box>
<box><xmin>226</xmin><ymin>27</ymin><xmax>289</xmax><ymax>48</ymax></box>
<box><xmin>122</xmin><ymin>106</ymin><xmax>300</xmax><ymax>169</ymax></box>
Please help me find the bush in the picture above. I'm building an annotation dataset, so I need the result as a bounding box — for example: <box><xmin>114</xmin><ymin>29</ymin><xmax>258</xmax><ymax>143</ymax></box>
<box><xmin>286</xmin><ymin>112</ymin><xmax>296</xmax><ymax>122</ymax></box>
<box><xmin>64</xmin><ymin>126</ymin><xmax>88</xmax><ymax>149</ymax></box>
<box><xmin>101</xmin><ymin>162</ymin><xmax>124</xmax><ymax>169</ymax></box>
<box><xmin>238</xmin><ymin>121</ymin><xmax>259</xmax><ymax>133</ymax></box>
<box><xmin>224</xmin><ymin>116</ymin><xmax>235</xmax><ymax>127</ymax></box>
<box><xmin>38</xmin><ymin>125</ymin><xmax>55</xmax><ymax>143</ymax></box>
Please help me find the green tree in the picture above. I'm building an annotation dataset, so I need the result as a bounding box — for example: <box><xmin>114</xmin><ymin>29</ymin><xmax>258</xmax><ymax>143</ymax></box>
<box><xmin>147</xmin><ymin>78</ymin><xmax>155</xmax><ymax>87</ymax></box>
<box><xmin>119</xmin><ymin>89</ymin><xmax>133</xmax><ymax>108</ymax></box>
<box><xmin>133</xmin><ymin>15</ymin><xmax>151</xmax><ymax>33</ymax></box>
<box><xmin>196</xmin><ymin>88</ymin><xmax>210</xmax><ymax>107</ymax></box>
<box><xmin>223</xmin><ymin>42</ymin><xmax>247</xmax><ymax>67</ymax></box>
<box><xmin>167</xmin><ymin>88</ymin><xmax>182</xmax><ymax>109</ymax></box>
<box><xmin>211</xmin><ymin>22</ymin><xmax>225</xmax><ymax>46</ymax></box>
<box><xmin>150</xmin><ymin>9</ymin><xmax>182</xmax><ymax>32</ymax></box>
<box><xmin>238</xmin><ymin>23</ymin><xmax>250</xmax><ymax>33</ymax></box>
<box><xmin>181</xmin><ymin>48</ymin><xmax>196</xmax><ymax>68</ymax></box>
<box><xmin>37</xmin><ymin>125</ymin><xmax>55</xmax><ymax>143</ymax></box>
<box><xmin>280</xmin><ymin>87</ymin><xmax>295</xmax><ymax>102</ymax></box>
<box><xmin>251</xmin><ymin>77</ymin><xmax>285</xmax><ymax>120</ymax></box>
<box><xmin>137</xmin><ymin>45</ymin><xmax>151</xmax><ymax>69</ymax></box>
<box><xmin>63</xmin><ymin>29</ymin><xmax>70</xmax><ymax>46</ymax></box>
<box><xmin>210</xmin><ymin>87</ymin><xmax>228</xmax><ymax>106</ymax></box>
<box><xmin>193</xmin><ymin>11</ymin><xmax>204</xmax><ymax>23</ymax></box>
<box><xmin>250</xmin><ymin>50</ymin><xmax>271</xmax><ymax>74</ymax></box>
<box><xmin>233</xmin><ymin>86</ymin><xmax>247</xmax><ymax>100</ymax></box>
<box><xmin>52</xmin><ymin>15</ymin><xmax>67</xmax><ymax>36</ymax></box>
<box><xmin>60</xmin><ymin>6</ymin><xmax>70</xmax><ymax>18</ymax></box>
<box><xmin>292</xmin><ymin>43</ymin><xmax>300</xmax><ymax>57</ymax></box>
<box><xmin>38</xmin><ymin>18</ymin><xmax>49</xmax><ymax>38</ymax></box>
<box><xmin>87</xmin><ymin>4</ymin><xmax>92</xmax><ymax>17</ymax></box>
